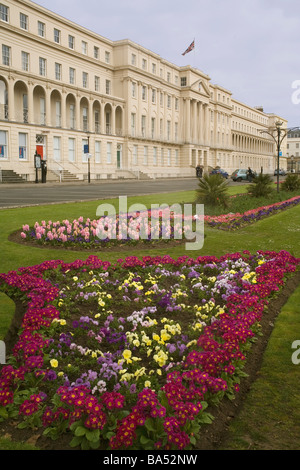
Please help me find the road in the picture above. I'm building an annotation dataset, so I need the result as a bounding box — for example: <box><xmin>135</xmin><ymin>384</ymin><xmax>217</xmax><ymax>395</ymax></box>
<box><xmin>0</xmin><ymin>178</ymin><xmax>202</xmax><ymax>209</ymax></box>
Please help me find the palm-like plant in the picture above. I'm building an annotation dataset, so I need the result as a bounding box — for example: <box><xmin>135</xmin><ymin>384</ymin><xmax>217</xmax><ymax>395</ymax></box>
<box><xmin>195</xmin><ymin>173</ymin><xmax>230</xmax><ymax>208</ymax></box>
<box><xmin>281</xmin><ymin>173</ymin><xmax>300</xmax><ymax>192</ymax></box>
<box><xmin>247</xmin><ymin>173</ymin><xmax>274</xmax><ymax>198</ymax></box>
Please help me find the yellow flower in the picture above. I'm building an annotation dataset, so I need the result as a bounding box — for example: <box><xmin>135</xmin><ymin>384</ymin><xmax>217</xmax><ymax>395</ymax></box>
<box><xmin>122</xmin><ymin>349</ymin><xmax>132</xmax><ymax>363</ymax></box>
<box><xmin>50</xmin><ymin>359</ymin><xmax>58</xmax><ymax>368</ymax></box>
<box><xmin>144</xmin><ymin>380</ymin><xmax>151</xmax><ymax>388</ymax></box>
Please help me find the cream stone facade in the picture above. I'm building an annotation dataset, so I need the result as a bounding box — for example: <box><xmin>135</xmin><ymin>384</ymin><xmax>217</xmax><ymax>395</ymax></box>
<box><xmin>0</xmin><ymin>0</ymin><xmax>288</xmax><ymax>182</ymax></box>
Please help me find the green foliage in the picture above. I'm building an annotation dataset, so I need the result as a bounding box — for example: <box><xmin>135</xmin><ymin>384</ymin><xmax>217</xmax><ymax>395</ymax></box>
<box><xmin>281</xmin><ymin>173</ymin><xmax>300</xmax><ymax>192</ymax></box>
<box><xmin>247</xmin><ymin>173</ymin><xmax>274</xmax><ymax>198</ymax></box>
<box><xmin>195</xmin><ymin>173</ymin><xmax>230</xmax><ymax>208</ymax></box>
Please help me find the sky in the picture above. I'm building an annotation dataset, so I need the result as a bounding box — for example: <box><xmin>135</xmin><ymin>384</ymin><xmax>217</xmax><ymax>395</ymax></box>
<box><xmin>34</xmin><ymin>0</ymin><xmax>300</xmax><ymax>128</ymax></box>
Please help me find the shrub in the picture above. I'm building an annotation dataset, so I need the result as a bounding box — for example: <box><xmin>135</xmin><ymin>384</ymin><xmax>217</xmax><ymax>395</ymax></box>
<box><xmin>281</xmin><ymin>174</ymin><xmax>300</xmax><ymax>192</ymax></box>
<box><xmin>247</xmin><ymin>173</ymin><xmax>274</xmax><ymax>198</ymax></box>
<box><xmin>195</xmin><ymin>173</ymin><xmax>230</xmax><ymax>209</ymax></box>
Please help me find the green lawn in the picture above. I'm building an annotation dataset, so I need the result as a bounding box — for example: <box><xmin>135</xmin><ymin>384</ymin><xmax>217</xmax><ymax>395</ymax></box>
<box><xmin>0</xmin><ymin>184</ymin><xmax>300</xmax><ymax>450</ymax></box>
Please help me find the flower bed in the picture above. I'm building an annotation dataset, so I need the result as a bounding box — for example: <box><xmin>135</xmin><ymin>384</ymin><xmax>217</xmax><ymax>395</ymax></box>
<box><xmin>0</xmin><ymin>250</ymin><xmax>299</xmax><ymax>450</ymax></box>
<box><xmin>205</xmin><ymin>195</ymin><xmax>300</xmax><ymax>230</ymax></box>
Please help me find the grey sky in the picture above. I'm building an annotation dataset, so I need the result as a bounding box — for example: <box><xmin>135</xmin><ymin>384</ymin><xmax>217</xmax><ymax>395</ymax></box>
<box><xmin>34</xmin><ymin>0</ymin><xmax>300</xmax><ymax>127</ymax></box>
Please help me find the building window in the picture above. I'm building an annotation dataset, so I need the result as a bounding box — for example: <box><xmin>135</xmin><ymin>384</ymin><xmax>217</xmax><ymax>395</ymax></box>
<box><xmin>142</xmin><ymin>86</ymin><xmax>147</xmax><ymax>101</ymax></box>
<box><xmin>175</xmin><ymin>149</ymin><xmax>179</xmax><ymax>165</ymax></box>
<box><xmin>39</xmin><ymin>57</ymin><xmax>46</xmax><ymax>76</ymax></box>
<box><xmin>105</xmin><ymin>51</ymin><xmax>110</xmax><ymax>63</ymax></box>
<box><xmin>68</xmin><ymin>138</ymin><xmax>75</xmax><ymax>162</ymax></box>
<box><xmin>181</xmin><ymin>77</ymin><xmax>187</xmax><ymax>87</ymax></box>
<box><xmin>82</xmin><ymin>107</ymin><xmax>88</xmax><ymax>131</ymax></box>
<box><xmin>2</xmin><ymin>45</ymin><xmax>10</xmax><ymax>66</ymax></box>
<box><xmin>151</xmin><ymin>118</ymin><xmax>155</xmax><ymax>139</ymax></box>
<box><xmin>95</xmin><ymin>76</ymin><xmax>100</xmax><ymax>92</ymax></box>
<box><xmin>131</xmin><ymin>53</ymin><xmax>136</xmax><ymax>66</ymax></box>
<box><xmin>152</xmin><ymin>89</ymin><xmax>156</xmax><ymax>104</ymax></box>
<box><xmin>82</xmin><ymin>41</ymin><xmax>87</xmax><ymax>55</ymax></box>
<box><xmin>0</xmin><ymin>130</ymin><xmax>7</xmax><ymax>158</ymax></box>
<box><xmin>69</xmin><ymin>67</ymin><xmax>75</xmax><ymax>84</ymax></box>
<box><xmin>23</xmin><ymin>94</ymin><xmax>28</xmax><ymax>123</ymax></box>
<box><xmin>38</xmin><ymin>21</ymin><xmax>45</xmax><ymax>37</ymax></box>
<box><xmin>82</xmin><ymin>72</ymin><xmax>88</xmax><ymax>88</ymax></box>
<box><xmin>40</xmin><ymin>97</ymin><xmax>45</xmax><ymax>125</ymax></box>
<box><xmin>54</xmin><ymin>28</ymin><xmax>60</xmax><ymax>44</ymax></box>
<box><xmin>167</xmin><ymin>149</ymin><xmax>171</xmax><ymax>166</ymax></box>
<box><xmin>18</xmin><ymin>133</ymin><xmax>27</xmax><ymax>160</ymax></box>
<box><xmin>141</xmin><ymin>115</ymin><xmax>146</xmax><ymax>137</ymax></box>
<box><xmin>132</xmin><ymin>82</ymin><xmax>136</xmax><ymax>98</ymax></box>
<box><xmin>21</xmin><ymin>51</ymin><xmax>29</xmax><ymax>71</ymax></box>
<box><xmin>68</xmin><ymin>35</ymin><xmax>75</xmax><ymax>49</ymax></box>
<box><xmin>175</xmin><ymin>122</ymin><xmax>178</xmax><ymax>142</ymax></box>
<box><xmin>69</xmin><ymin>104</ymin><xmax>75</xmax><ymax>129</ymax></box>
<box><xmin>55</xmin><ymin>63</ymin><xmax>62</xmax><ymax>80</ymax></box>
<box><xmin>167</xmin><ymin>95</ymin><xmax>171</xmax><ymax>108</ymax></box>
<box><xmin>53</xmin><ymin>136</ymin><xmax>61</xmax><ymax>161</ymax></box>
<box><xmin>0</xmin><ymin>4</ymin><xmax>8</xmax><ymax>22</ymax></box>
<box><xmin>175</xmin><ymin>98</ymin><xmax>178</xmax><ymax>111</ymax></box>
<box><xmin>94</xmin><ymin>46</ymin><xmax>99</xmax><ymax>59</ymax></box>
<box><xmin>167</xmin><ymin>72</ymin><xmax>171</xmax><ymax>82</ymax></box>
<box><xmin>152</xmin><ymin>63</ymin><xmax>156</xmax><ymax>74</ymax></box>
<box><xmin>142</xmin><ymin>58</ymin><xmax>147</xmax><ymax>70</ymax></box>
<box><xmin>130</xmin><ymin>145</ymin><xmax>137</xmax><ymax>165</ymax></box>
<box><xmin>131</xmin><ymin>113</ymin><xmax>136</xmax><ymax>136</ymax></box>
<box><xmin>143</xmin><ymin>146</ymin><xmax>148</xmax><ymax>165</ymax></box>
<box><xmin>55</xmin><ymin>101</ymin><xmax>61</xmax><ymax>127</ymax></box>
<box><xmin>105</xmin><ymin>80</ymin><xmax>111</xmax><ymax>94</ymax></box>
<box><xmin>153</xmin><ymin>147</ymin><xmax>157</xmax><ymax>166</ymax></box>
<box><xmin>20</xmin><ymin>13</ymin><xmax>28</xmax><ymax>30</ymax></box>
<box><xmin>107</xmin><ymin>142</ymin><xmax>112</xmax><ymax>163</ymax></box>
<box><xmin>95</xmin><ymin>141</ymin><xmax>101</xmax><ymax>163</ymax></box>
<box><xmin>160</xmin><ymin>92</ymin><xmax>163</xmax><ymax>107</ymax></box>
<box><xmin>167</xmin><ymin>121</ymin><xmax>171</xmax><ymax>140</ymax></box>
<box><xmin>160</xmin><ymin>148</ymin><xmax>164</xmax><ymax>166</ymax></box>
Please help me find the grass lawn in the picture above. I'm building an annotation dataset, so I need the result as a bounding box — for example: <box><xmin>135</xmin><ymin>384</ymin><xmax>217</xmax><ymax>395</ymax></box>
<box><xmin>0</xmin><ymin>183</ymin><xmax>299</xmax><ymax>450</ymax></box>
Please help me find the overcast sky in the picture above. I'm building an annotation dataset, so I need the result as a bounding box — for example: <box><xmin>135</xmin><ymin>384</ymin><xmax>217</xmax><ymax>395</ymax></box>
<box><xmin>34</xmin><ymin>0</ymin><xmax>300</xmax><ymax>128</ymax></box>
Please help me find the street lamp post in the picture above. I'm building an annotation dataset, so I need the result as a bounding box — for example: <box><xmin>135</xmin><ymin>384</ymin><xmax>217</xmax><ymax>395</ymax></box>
<box><xmin>87</xmin><ymin>135</ymin><xmax>90</xmax><ymax>183</ymax></box>
<box><xmin>291</xmin><ymin>155</ymin><xmax>294</xmax><ymax>173</ymax></box>
<box><xmin>259</xmin><ymin>123</ymin><xmax>299</xmax><ymax>193</ymax></box>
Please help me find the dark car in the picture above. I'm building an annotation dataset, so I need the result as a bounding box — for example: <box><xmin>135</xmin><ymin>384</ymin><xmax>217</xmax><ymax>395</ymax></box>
<box><xmin>274</xmin><ymin>169</ymin><xmax>286</xmax><ymax>176</ymax></box>
<box><xmin>210</xmin><ymin>168</ymin><xmax>229</xmax><ymax>179</ymax></box>
<box><xmin>231</xmin><ymin>169</ymin><xmax>257</xmax><ymax>182</ymax></box>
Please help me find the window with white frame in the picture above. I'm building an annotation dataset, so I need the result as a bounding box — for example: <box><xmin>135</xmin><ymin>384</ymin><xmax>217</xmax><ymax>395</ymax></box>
<box><xmin>152</xmin><ymin>89</ymin><xmax>156</xmax><ymax>104</ymax></box>
<box><xmin>82</xmin><ymin>41</ymin><xmax>87</xmax><ymax>55</ymax></box>
<box><xmin>105</xmin><ymin>80</ymin><xmax>111</xmax><ymax>94</ymax></box>
<box><xmin>107</xmin><ymin>142</ymin><xmax>112</xmax><ymax>163</ymax></box>
<box><xmin>175</xmin><ymin>149</ymin><xmax>179</xmax><ymax>165</ymax></box>
<box><xmin>0</xmin><ymin>4</ymin><xmax>8</xmax><ymax>22</ymax></box>
<box><xmin>39</xmin><ymin>57</ymin><xmax>46</xmax><ymax>76</ymax></box>
<box><xmin>68</xmin><ymin>35</ymin><xmax>75</xmax><ymax>49</ymax></box>
<box><xmin>167</xmin><ymin>121</ymin><xmax>171</xmax><ymax>140</ymax></box>
<box><xmin>167</xmin><ymin>95</ymin><xmax>171</xmax><ymax>108</ymax></box>
<box><xmin>142</xmin><ymin>58</ymin><xmax>147</xmax><ymax>70</ymax></box>
<box><xmin>69</xmin><ymin>67</ymin><xmax>75</xmax><ymax>85</ymax></box>
<box><xmin>55</xmin><ymin>101</ymin><xmax>61</xmax><ymax>127</ymax></box>
<box><xmin>20</xmin><ymin>13</ymin><xmax>28</xmax><ymax>30</ymax></box>
<box><xmin>40</xmin><ymin>97</ymin><xmax>45</xmax><ymax>125</ymax></box>
<box><xmin>95</xmin><ymin>76</ymin><xmax>100</xmax><ymax>92</ymax></box>
<box><xmin>175</xmin><ymin>122</ymin><xmax>178</xmax><ymax>142</ymax></box>
<box><xmin>167</xmin><ymin>72</ymin><xmax>171</xmax><ymax>82</ymax></box>
<box><xmin>69</xmin><ymin>104</ymin><xmax>75</xmax><ymax>128</ymax></box>
<box><xmin>18</xmin><ymin>133</ymin><xmax>27</xmax><ymax>160</ymax></box>
<box><xmin>54</xmin><ymin>28</ymin><xmax>60</xmax><ymax>44</ymax></box>
<box><xmin>153</xmin><ymin>147</ymin><xmax>157</xmax><ymax>166</ymax></box>
<box><xmin>0</xmin><ymin>130</ymin><xmax>7</xmax><ymax>158</ymax></box>
<box><xmin>132</xmin><ymin>82</ymin><xmax>136</xmax><ymax>98</ymax></box>
<box><xmin>55</xmin><ymin>63</ymin><xmax>61</xmax><ymax>80</ymax></box>
<box><xmin>152</xmin><ymin>63</ymin><xmax>156</xmax><ymax>74</ymax></box>
<box><xmin>151</xmin><ymin>118</ymin><xmax>155</xmax><ymax>139</ymax></box>
<box><xmin>142</xmin><ymin>86</ymin><xmax>147</xmax><ymax>101</ymax></box>
<box><xmin>105</xmin><ymin>51</ymin><xmax>110</xmax><ymax>63</ymax></box>
<box><xmin>143</xmin><ymin>146</ymin><xmax>148</xmax><ymax>165</ymax></box>
<box><xmin>38</xmin><ymin>21</ymin><xmax>45</xmax><ymax>37</ymax></box>
<box><xmin>53</xmin><ymin>136</ymin><xmax>61</xmax><ymax>161</ymax></box>
<box><xmin>95</xmin><ymin>141</ymin><xmax>101</xmax><ymax>163</ymax></box>
<box><xmin>82</xmin><ymin>72</ymin><xmax>88</xmax><ymax>88</ymax></box>
<box><xmin>82</xmin><ymin>138</ymin><xmax>88</xmax><ymax>162</ymax></box>
<box><xmin>167</xmin><ymin>148</ymin><xmax>171</xmax><ymax>166</ymax></box>
<box><xmin>141</xmin><ymin>115</ymin><xmax>146</xmax><ymax>137</ymax></box>
<box><xmin>133</xmin><ymin>145</ymin><xmax>138</xmax><ymax>165</ymax></box>
<box><xmin>131</xmin><ymin>113</ymin><xmax>136</xmax><ymax>136</ymax></box>
<box><xmin>175</xmin><ymin>98</ymin><xmax>178</xmax><ymax>111</ymax></box>
<box><xmin>160</xmin><ymin>92</ymin><xmax>163</xmax><ymax>107</ymax></box>
<box><xmin>68</xmin><ymin>138</ymin><xmax>75</xmax><ymax>162</ymax></box>
<box><xmin>131</xmin><ymin>54</ymin><xmax>136</xmax><ymax>66</ymax></box>
<box><xmin>2</xmin><ymin>45</ymin><xmax>10</xmax><ymax>66</ymax></box>
<box><xmin>21</xmin><ymin>51</ymin><xmax>29</xmax><ymax>72</ymax></box>
<box><xmin>160</xmin><ymin>148</ymin><xmax>164</xmax><ymax>166</ymax></box>
<box><xmin>82</xmin><ymin>107</ymin><xmax>88</xmax><ymax>131</ymax></box>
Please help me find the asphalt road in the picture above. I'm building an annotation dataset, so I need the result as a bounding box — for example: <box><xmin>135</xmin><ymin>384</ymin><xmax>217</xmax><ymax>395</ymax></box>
<box><xmin>0</xmin><ymin>178</ymin><xmax>203</xmax><ymax>209</ymax></box>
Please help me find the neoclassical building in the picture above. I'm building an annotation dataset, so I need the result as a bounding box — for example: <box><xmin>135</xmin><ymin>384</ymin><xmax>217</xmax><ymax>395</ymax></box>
<box><xmin>0</xmin><ymin>0</ymin><xmax>288</xmax><ymax>182</ymax></box>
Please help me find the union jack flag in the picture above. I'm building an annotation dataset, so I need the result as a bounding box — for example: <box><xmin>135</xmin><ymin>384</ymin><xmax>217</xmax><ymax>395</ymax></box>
<box><xmin>182</xmin><ymin>40</ymin><xmax>195</xmax><ymax>56</ymax></box>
